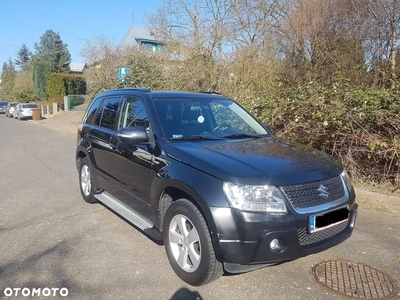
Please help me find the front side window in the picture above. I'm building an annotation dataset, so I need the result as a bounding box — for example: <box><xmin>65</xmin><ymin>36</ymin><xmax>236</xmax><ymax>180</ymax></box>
<box><xmin>119</xmin><ymin>97</ymin><xmax>149</xmax><ymax>131</ymax></box>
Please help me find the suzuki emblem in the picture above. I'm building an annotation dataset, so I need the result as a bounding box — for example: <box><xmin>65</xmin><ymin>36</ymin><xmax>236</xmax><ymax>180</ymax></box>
<box><xmin>317</xmin><ymin>184</ymin><xmax>329</xmax><ymax>199</ymax></box>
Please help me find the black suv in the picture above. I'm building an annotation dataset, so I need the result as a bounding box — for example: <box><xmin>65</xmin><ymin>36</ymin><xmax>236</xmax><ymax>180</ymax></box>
<box><xmin>76</xmin><ymin>88</ymin><xmax>357</xmax><ymax>286</ymax></box>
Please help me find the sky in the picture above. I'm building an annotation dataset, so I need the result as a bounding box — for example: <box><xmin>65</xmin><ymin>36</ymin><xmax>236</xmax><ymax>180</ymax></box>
<box><xmin>0</xmin><ymin>0</ymin><xmax>163</xmax><ymax>67</ymax></box>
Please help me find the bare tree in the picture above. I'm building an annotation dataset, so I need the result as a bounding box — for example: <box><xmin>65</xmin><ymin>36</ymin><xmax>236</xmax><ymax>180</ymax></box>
<box><xmin>358</xmin><ymin>0</ymin><xmax>400</xmax><ymax>87</ymax></box>
<box><xmin>79</xmin><ymin>35</ymin><xmax>127</xmax><ymax>96</ymax></box>
<box><xmin>79</xmin><ymin>35</ymin><xmax>118</xmax><ymax>67</ymax></box>
<box><xmin>146</xmin><ymin>0</ymin><xmax>284</xmax><ymax>95</ymax></box>
<box><xmin>278</xmin><ymin>0</ymin><xmax>366</xmax><ymax>85</ymax></box>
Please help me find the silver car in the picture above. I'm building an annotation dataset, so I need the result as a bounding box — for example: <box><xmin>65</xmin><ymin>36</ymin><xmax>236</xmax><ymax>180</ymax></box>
<box><xmin>13</xmin><ymin>103</ymin><xmax>39</xmax><ymax>120</ymax></box>
<box><xmin>5</xmin><ymin>102</ymin><xmax>18</xmax><ymax>118</ymax></box>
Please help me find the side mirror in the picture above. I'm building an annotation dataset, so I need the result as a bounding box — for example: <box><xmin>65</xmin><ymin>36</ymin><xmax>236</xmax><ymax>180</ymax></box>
<box><xmin>117</xmin><ymin>127</ymin><xmax>149</xmax><ymax>145</ymax></box>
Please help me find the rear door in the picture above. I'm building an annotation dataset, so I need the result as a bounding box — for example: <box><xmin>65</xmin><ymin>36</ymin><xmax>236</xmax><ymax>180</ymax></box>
<box><xmin>88</xmin><ymin>96</ymin><xmax>122</xmax><ymax>192</ymax></box>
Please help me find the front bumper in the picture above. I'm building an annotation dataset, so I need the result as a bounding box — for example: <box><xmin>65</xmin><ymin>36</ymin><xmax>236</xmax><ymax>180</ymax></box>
<box><xmin>209</xmin><ymin>202</ymin><xmax>357</xmax><ymax>273</ymax></box>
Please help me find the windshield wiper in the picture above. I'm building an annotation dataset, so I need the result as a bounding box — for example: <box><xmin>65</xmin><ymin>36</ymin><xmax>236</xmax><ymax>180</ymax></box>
<box><xmin>171</xmin><ymin>135</ymin><xmax>224</xmax><ymax>140</ymax></box>
<box><xmin>222</xmin><ymin>133</ymin><xmax>264</xmax><ymax>139</ymax></box>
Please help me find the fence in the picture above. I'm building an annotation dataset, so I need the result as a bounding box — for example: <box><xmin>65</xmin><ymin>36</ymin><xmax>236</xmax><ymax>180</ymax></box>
<box><xmin>40</xmin><ymin>103</ymin><xmax>59</xmax><ymax>117</ymax></box>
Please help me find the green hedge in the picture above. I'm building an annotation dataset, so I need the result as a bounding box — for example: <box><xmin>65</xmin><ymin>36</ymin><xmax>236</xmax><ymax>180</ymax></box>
<box><xmin>68</xmin><ymin>95</ymin><xmax>85</xmax><ymax>107</ymax></box>
<box><xmin>46</xmin><ymin>73</ymin><xmax>86</xmax><ymax>98</ymax></box>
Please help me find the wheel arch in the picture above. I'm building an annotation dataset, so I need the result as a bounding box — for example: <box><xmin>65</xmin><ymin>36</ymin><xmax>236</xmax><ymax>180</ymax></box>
<box><xmin>156</xmin><ymin>185</ymin><xmax>224</xmax><ymax>260</ymax></box>
<box><xmin>75</xmin><ymin>143</ymin><xmax>94</xmax><ymax>169</ymax></box>
<box><xmin>75</xmin><ymin>147</ymin><xmax>88</xmax><ymax>170</ymax></box>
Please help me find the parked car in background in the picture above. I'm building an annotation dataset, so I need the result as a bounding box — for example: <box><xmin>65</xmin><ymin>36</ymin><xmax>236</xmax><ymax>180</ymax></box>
<box><xmin>13</xmin><ymin>103</ymin><xmax>39</xmax><ymax>120</ymax></box>
<box><xmin>12</xmin><ymin>104</ymin><xmax>20</xmax><ymax>119</ymax></box>
<box><xmin>0</xmin><ymin>101</ymin><xmax>8</xmax><ymax>114</ymax></box>
<box><xmin>76</xmin><ymin>88</ymin><xmax>357</xmax><ymax>286</ymax></box>
<box><xmin>5</xmin><ymin>102</ymin><xmax>18</xmax><ymax>118</ymax></box>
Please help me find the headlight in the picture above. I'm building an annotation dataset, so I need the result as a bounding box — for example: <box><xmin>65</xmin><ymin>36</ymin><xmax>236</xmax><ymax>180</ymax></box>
<box><xmin>223</xmin><ymin>182</ymin><xmax>287</xmax><ymax>213</ymax></box>
<box><xmin>341</xmin><ymin>169</ymin><xmax>352</xmax><ymax>192</ymax></box>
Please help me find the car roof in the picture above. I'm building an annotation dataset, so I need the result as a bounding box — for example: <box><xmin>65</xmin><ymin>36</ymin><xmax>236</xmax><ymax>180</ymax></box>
<box><xmin>95</xmin><ymin>88</ymin><xmax>227</xmax><ymax>100</ymax></box>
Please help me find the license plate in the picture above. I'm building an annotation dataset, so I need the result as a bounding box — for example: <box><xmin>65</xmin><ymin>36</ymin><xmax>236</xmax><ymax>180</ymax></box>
<box><xmin>309</xmin><ymin>208</ymin><xmax>349</xmax><ymax>233</ymax></box>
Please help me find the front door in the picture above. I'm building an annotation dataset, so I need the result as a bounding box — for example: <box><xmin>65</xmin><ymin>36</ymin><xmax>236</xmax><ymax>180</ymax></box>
<box><xmin>108</xmin><ymin>96</ymin><xmax>154</xmax><ymax>217</ymax></box>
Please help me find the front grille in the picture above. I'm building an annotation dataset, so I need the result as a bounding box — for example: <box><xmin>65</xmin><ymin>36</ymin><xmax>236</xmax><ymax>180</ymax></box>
<box><xmin>280</xmin><ymin>176</ymin><xmax>345</xmax><ymax>209</ymax></box>
<box><xmin>297</xmin><ymin>220</ymin><xmax>348</xmax><ymax>246</ymax></box>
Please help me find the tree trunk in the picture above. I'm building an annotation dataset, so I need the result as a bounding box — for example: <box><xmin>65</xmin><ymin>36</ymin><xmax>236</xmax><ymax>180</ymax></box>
<box><xmin>390</xmin><ymin>0</ymin><xmax>397</xmax><ymax>88</ymax></box>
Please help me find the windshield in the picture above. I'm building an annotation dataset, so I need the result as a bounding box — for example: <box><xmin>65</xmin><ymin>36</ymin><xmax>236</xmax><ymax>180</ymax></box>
<box><xmin>23</xmin><ymin>104</ymin><xmax>38</xmax><ymax>109</ymax></box>
<box><xmin>153</xmin><ymin>96</ymin><xmax>270</xmax><ymax>140</ymax></box>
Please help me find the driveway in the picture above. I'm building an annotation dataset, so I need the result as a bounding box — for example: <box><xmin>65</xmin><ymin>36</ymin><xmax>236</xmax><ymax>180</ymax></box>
<box><xmin>1</xmin><ymin>115</ymin><xmax>399</xmax><ymax>299</ymax></box>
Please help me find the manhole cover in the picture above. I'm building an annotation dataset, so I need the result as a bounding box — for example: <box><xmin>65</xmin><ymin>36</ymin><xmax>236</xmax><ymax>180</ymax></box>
<box><xmin>311</xmin><ymin>259</ymin><xmax>399</xmax><ymax>299</ymax></box>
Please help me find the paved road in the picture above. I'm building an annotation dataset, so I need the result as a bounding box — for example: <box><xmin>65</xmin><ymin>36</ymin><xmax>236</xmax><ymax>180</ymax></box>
<box><xmin>1</xmin><ymin>116</ymin><xmax>399</xmax><ymax>300</ymax></box>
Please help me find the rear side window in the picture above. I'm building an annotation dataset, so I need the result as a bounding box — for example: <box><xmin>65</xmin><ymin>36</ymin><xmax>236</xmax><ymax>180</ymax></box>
<box><xmin>85</xmin><ymin>97</ymin><xmax>104</xmax><ymax>125</ymax></box>
<box><xmin>98</xmin><ymin>97</ymin><xmax>121</xmax><ymax>131</ymax></box>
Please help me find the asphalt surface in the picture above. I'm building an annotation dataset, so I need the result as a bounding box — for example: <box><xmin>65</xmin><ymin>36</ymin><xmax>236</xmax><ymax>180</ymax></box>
<box><xmin>0</xmin><ymin>115</ymin><xmax>399</xmax><ymax>300</ymax></box>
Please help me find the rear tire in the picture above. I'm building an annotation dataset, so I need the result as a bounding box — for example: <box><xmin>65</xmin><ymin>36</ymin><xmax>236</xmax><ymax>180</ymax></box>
<box><xmin>163</xmin><ymin>199</ymin><xmax>223</xmax><ymax>286</ymax></box>
<box><xmin>78</xmin><ymin>157</ymin><xmax>97</xmax><ymax>203</ymax></box>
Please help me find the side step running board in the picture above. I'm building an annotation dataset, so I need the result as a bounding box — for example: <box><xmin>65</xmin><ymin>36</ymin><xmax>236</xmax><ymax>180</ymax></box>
<box><xmin>95</xmin><ymin>192</ymin><xmax>153</xmax><ymax>231</ymax></box>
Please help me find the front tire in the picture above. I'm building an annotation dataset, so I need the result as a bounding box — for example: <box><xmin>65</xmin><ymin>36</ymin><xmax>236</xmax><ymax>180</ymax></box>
<box><xmin>163</xmin><ymin>199</ymin><xmax>223</xmax><ymax>286</ymax></box>
<box><xmin>78</xmin><ymin>157</ymin><xmax>97</xmax><ymax>203</ymax></box>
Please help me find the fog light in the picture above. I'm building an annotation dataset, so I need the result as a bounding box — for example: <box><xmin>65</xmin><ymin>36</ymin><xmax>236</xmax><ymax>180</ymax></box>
<box><xmin>269</xmin><ymin>238</ymin><xmax>286</xmax><ymax>253</ymax></box>
<box><xmin>270</xmin><ymin>239</ymin><xmax>280</xmax><ymax>250</ymax></box>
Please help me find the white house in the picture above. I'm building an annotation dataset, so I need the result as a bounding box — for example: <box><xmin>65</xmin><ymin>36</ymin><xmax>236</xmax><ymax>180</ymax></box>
<box><xmin>69</xmin><ymin>62</ymin><xmax>86</xmax><ymax>74</ymax></box>
<box><xmin>120</xmin><ymin>25</ymin><xmax>164</xmax><ymax>52</ymax></box>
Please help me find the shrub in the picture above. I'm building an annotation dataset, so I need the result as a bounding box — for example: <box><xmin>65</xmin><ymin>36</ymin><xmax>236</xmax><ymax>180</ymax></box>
<box><xmin>47</xmin><ymin>73</ymin><xmax>86</xmax><ymax>98</ymax></box>
<box><xmin>241</xmin><ymin>80</ymin><xmax>399</xmax><ymax>188</ymax></box>
<box><xmin>68</xmin><ymin>95</ymin><xmax>85</xmax><ymax>107</ymax></box>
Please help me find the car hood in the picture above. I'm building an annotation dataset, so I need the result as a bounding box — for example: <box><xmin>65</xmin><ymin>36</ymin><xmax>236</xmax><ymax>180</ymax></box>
<box><xmin>164</xmin><ymin>137</ymin><xmax>342</xmax><ymax>186</ymax></box>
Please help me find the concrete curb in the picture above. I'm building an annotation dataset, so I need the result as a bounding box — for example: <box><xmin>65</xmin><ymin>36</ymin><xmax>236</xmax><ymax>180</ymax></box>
<box><xmin>355</xmin><ymin>188</ymin><xmax>400</xmax><ymax>216</ymax></box>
